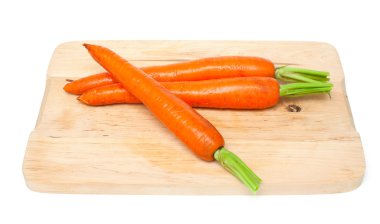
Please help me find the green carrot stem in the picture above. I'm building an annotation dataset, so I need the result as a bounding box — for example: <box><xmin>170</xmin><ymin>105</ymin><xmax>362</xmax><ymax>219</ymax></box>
<box><xmin>277</xmin><ymin>73</ymin><xmax>329</xmax><ymax>83</ymax></box>
<box><xmin>214</xmin><ymin>147</ymin><xmax>261</xmax><ymax>194</ymax></box>
<box><xmin>275</xmin><ymin>66</ymin><xmax>330</xmax><ymax>83</ymax></box>
<box><xmin>280</xmin><ymin>82</ymin><xmax>333</xmax><ymax>97</ymax></box>
<box><xmin>278</xmin><ymin>67</ymin><xmax>329</xmax><ymax>77</ymax></box>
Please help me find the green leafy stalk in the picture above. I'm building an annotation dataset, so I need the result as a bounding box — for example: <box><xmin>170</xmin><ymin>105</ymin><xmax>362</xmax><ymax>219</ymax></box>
<box><xmin>275</xmin><ymin>66</ymin><xmax>330</xmax><ymax>83</ymax></box>
<box><xmin>214</xmin><ymin>147</ymin><xmax>261</xmax><ymax>194</ymax></box>
<box><xmin>280</xmin><ymin>82</ymin><xmax>333</xmax><ymax>97</ymax></box>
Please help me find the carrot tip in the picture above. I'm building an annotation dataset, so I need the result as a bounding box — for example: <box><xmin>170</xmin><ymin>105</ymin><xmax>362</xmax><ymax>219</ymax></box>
<box><xmin>77</xmin><ymin>95</ymin><xmax>84</xmax><ymax>101</ymax></box>
<box><xmin>83</xmin><ymin>43</ymin><xmax>91</xmax><ymax>49</ymax></box>
<box><xmin>63</xmin><ymin>84</ymin><xmax>70</xmax><ymax>92</ymax></box>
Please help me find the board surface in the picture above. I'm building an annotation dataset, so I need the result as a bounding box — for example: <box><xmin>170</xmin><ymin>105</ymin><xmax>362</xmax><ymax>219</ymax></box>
<box><xmin>23</xmin><ymin>41</ymin><xmax>365</xmax><ymax>195</ymax></box>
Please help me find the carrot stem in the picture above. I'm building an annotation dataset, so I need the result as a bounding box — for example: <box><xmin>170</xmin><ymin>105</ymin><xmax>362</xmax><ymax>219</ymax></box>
<box><xmin>275</xmin><ymin>66</ymin><xmax>330</xmax><ymax>83</ymax></box>
<box><xmin>214</xmin><ymin>147</ymin><xmax>261</xmax><ymax>193</ymax></box>
<box><xmin>280</xmin><ymin>82</ymin><xmax>333</xmax><ymax>97</ymax></box>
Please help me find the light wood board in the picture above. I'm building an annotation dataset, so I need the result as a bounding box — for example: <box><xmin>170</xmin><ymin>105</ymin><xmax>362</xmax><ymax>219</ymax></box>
<box><xmin>23</xmin><ymin>41</ymin><xmax>365</xmax><ymax>195</ymax></box>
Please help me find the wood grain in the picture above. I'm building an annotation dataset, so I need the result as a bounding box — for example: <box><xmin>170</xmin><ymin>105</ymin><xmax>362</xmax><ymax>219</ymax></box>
<box><xmin>23</xmin><ymin>41</ymin><xmax>365</xmax><ymax>195</ymax></box>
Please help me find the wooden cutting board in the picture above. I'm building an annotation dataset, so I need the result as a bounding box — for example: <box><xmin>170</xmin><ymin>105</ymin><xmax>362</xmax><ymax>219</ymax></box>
<box><xmin>23</xmin><ymin>41</ymin><xmax>365</xmax><ymax>195</ymax></box>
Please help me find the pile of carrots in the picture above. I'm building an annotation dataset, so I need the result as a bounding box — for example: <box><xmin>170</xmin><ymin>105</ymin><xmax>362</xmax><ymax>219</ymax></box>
<box><xmin>65</xmin><ymin>44</ymin><xmax>333</xmax><ymax>194</ymax></box>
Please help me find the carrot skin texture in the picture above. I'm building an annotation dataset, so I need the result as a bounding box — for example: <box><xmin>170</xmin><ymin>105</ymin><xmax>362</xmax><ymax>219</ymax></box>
<box><xmin>83</xmin><ymin>44</ymin><xmax>224</xmax><ymax>161</ymax></box>
<box><xmin>79</xmin><ymin>77</ymin><xmax>280</xmax><ymax>109</ymax></box>
<box><xmin>143</xmin><ymin>56</ymin><xmax>275</xmax><ymax>81</ymax></box>
<box><xmin>64</xmin><ymin>56</ymin><xmax>275</xmax><ymax>95</ymax></box>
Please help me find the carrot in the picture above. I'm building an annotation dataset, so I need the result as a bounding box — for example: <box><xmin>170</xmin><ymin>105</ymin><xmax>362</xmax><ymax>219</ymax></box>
<box><xmin>64</xmin><ymin>72</ymin><xmax>116</xmax><ymax>95</ymax></box>
<box><xmin>79</xmin><ymin>83</ymin><xmax>141</xmax><ymax>105</ymax></box>
<box><xmin>64</xmin><ymin>57</ymin><xmax>330</xmax><ymax>95</ymax></box>
<box><xmin>78</xmin><ymin>77</ymin><xmax>333</xmax><ymax>109</ymax></box>
<box><xmin>83</xmin><ymin>43</ymin><xmax>262</xmax><ymax>193</ymax></box>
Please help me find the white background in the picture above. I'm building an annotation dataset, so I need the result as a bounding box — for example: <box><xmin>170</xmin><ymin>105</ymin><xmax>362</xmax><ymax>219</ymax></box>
<box><xmin>1</xmin><ymin>0</ymin><xmax>379</xmax><ymax>223</ymax></box>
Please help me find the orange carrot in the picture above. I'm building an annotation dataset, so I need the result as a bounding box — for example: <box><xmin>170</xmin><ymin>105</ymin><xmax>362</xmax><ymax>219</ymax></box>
<box><xmin>78</xmin><ymin>77</ymin><xmax>333</xmax><ymax>109</ymax></box>
<box><xmin>64</xmin><ymin>57</ymin><xmax>330</xmax><ymax>95</ymax></box>
<box><xmin>64</xmin><ymin>72</ymin><xmax>116</xmax><ymax>95</ymax></box>
<box><xmin>83</xmin><ymin>43</ymin><xmax>262</xmax><ymax>193</ymax></box>
<box><xmin>142</xmin><ymin>56</ymin><xmax>275</xmax><ymax>81</ymax></box>
<box><xmin>84</xmin><ymin>43</ymin><xmax>224</xmax><ymax>161</ymax></box>
<box><xmin>79</xmin><ymin>83</ymin><xmax>141</xmax><ymax>105</ymax></box>
<box><xmin>79</xmin><ymin>77</ymin><xmax>280</xmax><ymax>109</ymax></box>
